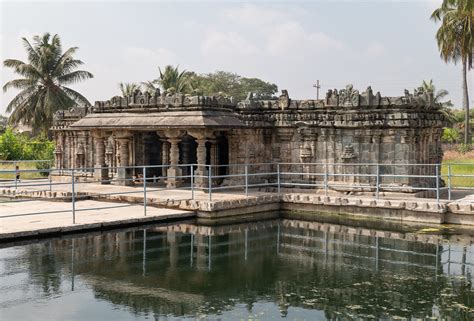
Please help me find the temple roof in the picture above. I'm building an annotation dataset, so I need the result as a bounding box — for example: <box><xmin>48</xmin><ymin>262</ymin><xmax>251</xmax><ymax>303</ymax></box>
<box><xmin>68</xmin><ymin>110</ymin><xmax>244</xmax><ymax>130</ymax></box>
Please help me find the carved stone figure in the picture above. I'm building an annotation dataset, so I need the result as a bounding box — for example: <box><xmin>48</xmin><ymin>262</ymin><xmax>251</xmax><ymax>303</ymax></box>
<box><xmin>338</xmin><ymin>84</ymin><xmax>360</xmax><ymax>107</ymax></box>
<box><xmin>278</xmin><ymin>90</ymin><xmax>290</xmax><ymax>110</ymax></box>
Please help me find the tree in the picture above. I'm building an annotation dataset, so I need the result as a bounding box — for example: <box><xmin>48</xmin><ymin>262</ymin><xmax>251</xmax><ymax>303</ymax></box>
<box><xmin>431</xmin><ymin>0</ymin><xmax>474</xmax><ymax>144</ymax></box>
<box><xmin>140</xmin><ymin>80</ymin><xmax>160</xmax><ymax>95</ymax></box>
<box><xmin>421</xmin><ymin>79</ymin><xmax>457</xmax><ymax>123</ymax></box>
<box><xmin>119</xmin><ymin>82</ymin><xmax>140</xmax><ymax>97</ymax></box>
<box><xmin>442</xmin><ymin>127</ymin><xmax>461</xmax><ymax>144</ymax></box>
<box><xmin>0</xmin><ymin>115</ymin><xmax>7</xmax><ymax>134</ymax></box>
<box><xmin>3</xmin><ymin>33</ymin><xmax>93</xmax><ymax>134</ymax></box>
<box><xmin>156</xmin><ymin>65</ymin><xmax>190</xmax><ymax>93</ymax></box>
<box><xmin>188</xmin><ymin>71</ymin><xmax>278</xmax><ymax>101</ymax></box>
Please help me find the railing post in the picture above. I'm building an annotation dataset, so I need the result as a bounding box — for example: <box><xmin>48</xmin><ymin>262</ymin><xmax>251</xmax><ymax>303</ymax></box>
<box><xmin>277</xmin><ymin>163</ymin><xmax>281</xmax><ymax>197</ymax></box>
<box><xmin>49</xmin><ymin>169</ymin><xmax>52</xmax><ymax>192</ymax></box>
<box><xmin>71</xmin><ymin>169</ymin><xmax>76</xmax><ymax>224</ymax></box>
<box><xmin>14</xmin><ymin>161</ymin><xmax>18</xmax><ymax>190</ymax></box>
<box><xmin>324</xmin><ymin>163</ymin><xmax>328</xmax><ymax>197</ymax></box>
<box><xmin>436</xmin><ymin>164</ymin><xmax>440</xmax><ymax>203</ymax></box>
<box><xmin>143</xmin><ymin>166</ymin><xmax>147</xmax><ymax>216</ymax></box>
<box><xmin>448</xmin><ymin>164</ymin><xmax>452</xmax><ymax>201</ymax></box>
<box><xmin>208</xmin><ymin>165</ymin><xmax>212</xmax><ymax>202</ymax></box>
<box><xmin>190</xmin><ymin>164</ymin><xmax>194</xmax><ymax>200</ymax></box>
<box><xmin>376</xmin><ymin>164</ymin><xmax>380</xmax><ymax>200</ymax></box>
<box><xmin>14</xmin><ymin>161</ymin><xmax>17</xmax><ymax>191</ymax></box>
<box><xmin>245</xmin><ymin>165</ymin><xmax>248</xmax><ymax>198</ymax></box>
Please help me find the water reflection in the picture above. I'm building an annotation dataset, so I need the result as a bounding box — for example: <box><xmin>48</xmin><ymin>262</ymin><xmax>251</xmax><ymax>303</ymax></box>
<box><xmin>1</xmin><ymin>219</ymin><xmax>474</xmax><ymax>320</ymax></box>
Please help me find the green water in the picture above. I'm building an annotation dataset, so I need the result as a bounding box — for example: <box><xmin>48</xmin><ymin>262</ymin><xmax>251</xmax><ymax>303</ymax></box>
<box><xmin>1</xmin><ymin>218</ymin><xmax>473</xmax><ymax>320</ymax></box>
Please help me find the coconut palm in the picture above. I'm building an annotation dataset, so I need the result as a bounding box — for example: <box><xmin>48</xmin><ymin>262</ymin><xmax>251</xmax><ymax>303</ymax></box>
<box><xmin>140</xmin><ymin>80</ymin><xmax>160</xmax><ymax>95</ymax></box>
<box><xmin>421</xmin><ymin>79</ymin><xmax>457</xmax><ymax>124</ymax></box>
<box><xmin>3</xmin><ymin>33</ymin><xmax>93</xmax><ymax>134</ymax></box>
<box><xmin>421</xmin><ymin>79</ymin><xmax>451</xmax><ymax>103</ymax></box>
<box><xmin>431</xmin><ymin>0</ymin><xmax>474</xmax><ymax>143</ymax></box>
<box><xmin>118</xmin><ymin>82</ymin><xmax>140</xmax><ymax>97</ymax></box>
<box><xmin>157</xmin><ymin>65</ymin><xmax>190</xmax><ymax>93</ymax></box>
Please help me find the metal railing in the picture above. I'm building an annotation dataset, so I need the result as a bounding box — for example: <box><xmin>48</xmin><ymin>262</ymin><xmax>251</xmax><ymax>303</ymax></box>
<box><xmin>0</xmin><ymin>162</ymin><xmax>473</xmax><ymax>224</ymax></box>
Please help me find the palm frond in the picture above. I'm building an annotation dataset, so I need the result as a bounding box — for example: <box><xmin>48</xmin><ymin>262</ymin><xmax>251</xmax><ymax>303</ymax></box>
<box><xmin>5</xmin><ymin>87</ymin><xmax>38</xmax><ymax>113</ymax></box>
<box><xmin>3</xmin><ymin>78</ymin><xmax>36</xmax><ymax>92</ymax></box>
<box><xmin>62</xmin><ymin>86</ymin><xmax>92</xmax><ymax>106</ymax></box>
<box><xmin>57</xmin><ymin>70</ymin><xmax>93</xmax><ymax>85</ymax></box>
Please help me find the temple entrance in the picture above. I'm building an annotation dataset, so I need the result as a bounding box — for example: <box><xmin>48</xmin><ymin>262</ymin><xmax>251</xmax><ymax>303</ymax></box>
<box><xmin>216</xmin><ymin>135</ymin><xmax>229</xmax><ymax>177</ymax></box>
<box><xmin>179</xmin><ymin>134</ymin><xmax>197</xmax><ymax>179</ymax></box>
<box><xmin>143</xmin><ymin>132</ymin><xmax>162</xmax><ymax>178</ymax></box>
<box><xmin>205</xmin><ymin>134</ymin><xmax>229</xmax><ymax>184</ymax></box>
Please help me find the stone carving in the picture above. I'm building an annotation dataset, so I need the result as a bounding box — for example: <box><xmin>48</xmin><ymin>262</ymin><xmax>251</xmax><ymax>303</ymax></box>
<box><xmin>88</xmin><ymin>85</ymin><xmax>439</xmax><ymax>113</ymax></box>
<box><xmin>338</xmin><ymin>84</ymin><xmax>360</xmax><ymax>107</ymax></box>
<box><xmin>325</xmin><ymin>89</ymin><xmax>339</xmax><ymax>106</ymax></box>
<box><xmin>341</xmin><ymin>145</ymin><xmax>356</xmax><ymax>161</ymax></box>
<box><xmin>278</xmin><ymin>90</ymin><xmax>290</xmax><ymax>110</ymax></box>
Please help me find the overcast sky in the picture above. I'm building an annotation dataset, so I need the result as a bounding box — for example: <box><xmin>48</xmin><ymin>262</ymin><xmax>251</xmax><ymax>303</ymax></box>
<box><xmin>0</xmin><ymin>0</ymin><xmax>472</xmax><ymax>115</ymax></box>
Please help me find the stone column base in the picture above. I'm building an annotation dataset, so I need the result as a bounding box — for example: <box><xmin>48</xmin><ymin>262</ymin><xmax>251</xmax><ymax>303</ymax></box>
<box><xmin>116</xmin><ymin>167</ymin><xmax>133</xmax><ymax>186</ymax></box>
<box><xmin>195</xmin><ymin>168</ymin><xmax>209</xmax><ymax>190</ymax></box>
<box><xmin>94</xmin><ymin>165</ymin><xmax>110</xmax><ymax>184</ymax></box>
<box><xmin>167</xmin><ymin>167</ymin><xmax>183</xmax><ymax>188</ymax></box>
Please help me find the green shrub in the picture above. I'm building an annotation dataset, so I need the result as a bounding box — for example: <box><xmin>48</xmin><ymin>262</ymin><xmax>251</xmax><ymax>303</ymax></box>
<box><xmin>442</xmin><ymin>127</ymin><xmax>460</xmax><ymax>144</ymax></box>
<box><xmin>35</xmin><ymin>160</ymin><xmax>52</xmax><ymax>177</ymax></box>
<box><xmin>456</xmin><ymin>143</ymin><xmax>473</xmax><ymax>154</ymax></box>
<box><xmin>0</xmin><ymin>128</ymin><xmax>23</xmax><ymax>159</ymax></box>
<box><xmin>0</xmin><ymin>127</ymin><xmax>54</xmax><ymax>161</ymax></box>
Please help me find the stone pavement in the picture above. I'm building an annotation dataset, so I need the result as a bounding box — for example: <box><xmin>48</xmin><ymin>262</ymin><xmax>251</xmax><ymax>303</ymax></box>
<box><xmin>0</xmin><ymin>199</ymin><xmax>194</xmax><ymax>240</ymax></box>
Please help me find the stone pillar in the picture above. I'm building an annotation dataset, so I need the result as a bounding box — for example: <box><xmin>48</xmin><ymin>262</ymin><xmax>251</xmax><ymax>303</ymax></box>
<box><xmin>116</xmin><ymin>137</ymin><xmax>132</xmax><ymax>186</ymax></box>
<box><xmin>400</xmin><ymin>132</ymin><xmax>411</xmax><ymax>186</ymax></box>
<box><xmin>372</xmin><ymin>133</ymin><xmax>382</xmax><ymax>186</ymax></box>
<box><xmin>166</xmin><ymin>137</ymin><xmax>182</xmax><ymax>188</ymax></box>
<box><xmin>93</xmin><ymin>134</ymin><xmax>109</xmax><ymax>184</ymax></box>
<box><xmin>195</xmin><ymin>138</ymin><xmax>208</xmax><ymax>187</ymax></box>
<box><xmin>209</xmin><ymin>138</ymin><xmax>218</xmax><ymax>176</ymax></box>
<box><xmin>54</xmin><ymin>146</ymin><xmax>62</xmax><ymax>170</ymax></box>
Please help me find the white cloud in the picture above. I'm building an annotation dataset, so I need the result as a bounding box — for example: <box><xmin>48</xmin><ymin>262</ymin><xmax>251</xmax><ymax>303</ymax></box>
<box><xmin>209</xmin><ymin>4</ymin><xmax>344</xmax><ymax>59</ymax></box>
<box><xmin>366</xmin><ymin>42</ymin><xmax>386</xmax><ymax>58</ymax></box>
<box><xmin>124</xmin><ymin>46</ymin><xmax>177</xmax><ymax>66</ymax></box>
<box><xmin>268</xmin><ymin>21</ymin><xmax>344</xmax><ymax>56</ymax></box>
<box><xmin>201</xmin><ymin>30</ymin><xmax>258</xmax><ymax>56</ymax></box>
<box><xmin>222</xmin><ymin>4</ymin><xmax>287</xmax><ymax>28</ymax></box>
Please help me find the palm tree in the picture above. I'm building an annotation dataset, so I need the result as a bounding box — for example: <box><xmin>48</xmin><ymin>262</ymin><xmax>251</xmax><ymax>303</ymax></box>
<box><xmin>140</xmin><ymin>80</ymin><xmax>159</xmax><ymax>95</ymax></box>
<box><xmin>3</xmin><ymin>33</ymin><xmax>93</xmax><ymax>134</ymax></box>
<box><xmin>157</xmin><ymin>65</ymin><xmax>190</xmax><ymax>93</ymax></box>
<box><xmin>421</xmin><ymin>79</ymin><xmax>457</xmax><ymax>124</ymax></box>
<box><xmin>118</xmin><ymin>82</ymin><xmax>139</xmax><ymax>97</ymax></box>
<box><xmin>431</xmin><ymin>0</ymin><xmax>474</xmax><ymax>144</ymax></box>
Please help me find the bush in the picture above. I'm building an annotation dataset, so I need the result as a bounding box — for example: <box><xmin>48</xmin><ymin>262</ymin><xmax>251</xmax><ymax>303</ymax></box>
<box><xmin>35</xmin><ymin>160</ymin><xmax>52</xmax><ymax>177</ymax></box>
<box><xmin>0</xmin><ymin>127</ymin><xmax>55</xmax><ymax>161</ymax></box>
<box><xmin>456</xmin><ymin>143</ymin><xmax>473</xmax><ymax>154</ymax></box>
<box><xmin>442</xmin><ymin>127</ymin><xmax>460</xmax><ymax>144</ymax></box>
<box><xmin>0</xmin><ymin>128</ymin><xmax>23</xmax><ymax>159</ymax></box>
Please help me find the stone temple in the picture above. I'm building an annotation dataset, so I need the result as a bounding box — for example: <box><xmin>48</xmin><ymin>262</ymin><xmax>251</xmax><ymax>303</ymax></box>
<box><xmin>52</xmin><ymin>85</ymin><xmax>448</xmax><ymax>193</ymax></box>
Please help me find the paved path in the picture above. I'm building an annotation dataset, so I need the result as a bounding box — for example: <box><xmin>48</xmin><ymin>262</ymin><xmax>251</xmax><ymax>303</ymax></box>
<box><xmin>0</xmin><ymin>199</ymin><xmax>194</xmax><ymax>240</ymax></box>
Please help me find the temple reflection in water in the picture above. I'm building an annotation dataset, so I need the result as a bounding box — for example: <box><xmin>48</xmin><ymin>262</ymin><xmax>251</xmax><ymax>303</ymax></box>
<box><xmin>1</xmin><ymin>219</ymin><xmax>473</xmax><ymax>320</ymax></box>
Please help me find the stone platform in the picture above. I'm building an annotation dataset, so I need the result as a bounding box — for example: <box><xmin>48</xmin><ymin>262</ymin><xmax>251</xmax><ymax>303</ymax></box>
<box><xmin>0</xmin><ymin>199</ymin><xmax>194</xmax><ymax>241</ymax></box>
<box><xmin>1</xmin><ymin>182</ymin><xmax>474</xmax><ymax>242</ymax></box>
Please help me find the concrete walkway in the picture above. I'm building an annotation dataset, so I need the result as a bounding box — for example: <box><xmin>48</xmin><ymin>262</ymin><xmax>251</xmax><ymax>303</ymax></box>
<box><xmin>0</xmin><ymin>199</ymin><xmax>194</xmax><ymax>240</ymax></box>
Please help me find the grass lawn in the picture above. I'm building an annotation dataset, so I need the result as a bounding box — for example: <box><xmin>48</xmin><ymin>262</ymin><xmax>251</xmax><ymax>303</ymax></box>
<box><xmin>441</xmin><ymin>150</ymin><xmax>474</xmax><ymax>188</ymax></box>
<box><xmin>0</xmin><ymin>162</ymin><xmax>50</xmax><ymax>180</ymax></box>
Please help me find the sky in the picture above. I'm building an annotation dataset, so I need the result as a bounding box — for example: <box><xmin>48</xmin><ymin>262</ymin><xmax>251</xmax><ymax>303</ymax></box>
<box><xmin>0</xmin><ymin>0</ymin><xmax>472</xmax><ymax>115</ymax></box>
